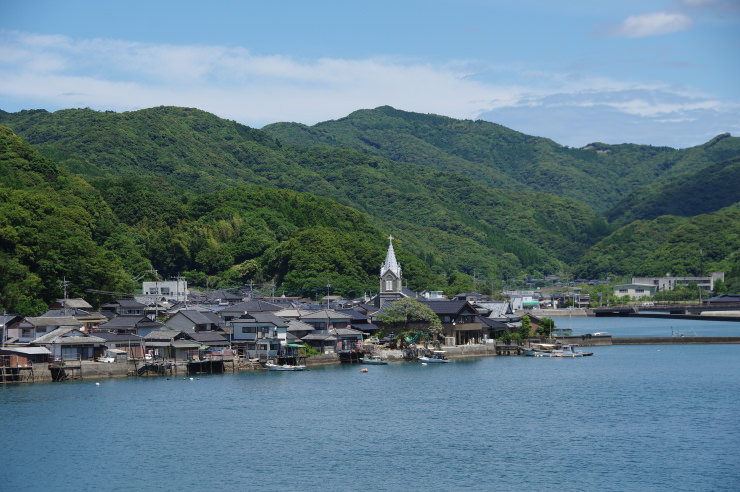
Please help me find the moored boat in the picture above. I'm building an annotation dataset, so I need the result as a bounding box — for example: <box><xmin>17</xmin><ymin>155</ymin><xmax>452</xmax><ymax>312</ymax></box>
<box><xmin>536</xmin><ymin>344</ymin><xmax>592</xmax><ymax>357</ymax></box>
<box><xmin>419</xmin><ymin>351</ymin><xmax>450</xmax><ymax>363</ymax></box>
<box><xmin>265</xmin><ymin>362</ymin><xmax>306</xmax><ymax>371</ymax></box>
<box><xmin>361</xmin><ymin>355</ymin><xmax>388</xmax><ymax>365</ymax></box>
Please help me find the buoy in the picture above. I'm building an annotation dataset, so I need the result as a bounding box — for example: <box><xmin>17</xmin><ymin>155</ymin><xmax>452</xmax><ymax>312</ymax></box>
<box><xmin>189</xmin><ymin>377</ymin><xmax>194</xmax><ymax>381</ymax></box>
<box><xmin>360</xmin><ymin>368</ymin><xmax>368</xmax><ymax>373</ymax></box>
<box><xmin>421</xmin><ymin>363</ymin><xmax>428</xmax><ymax>366</ymax></box>
<box><xmin>95</xmin><ymin>382</ymin><xmax>100</xmax><ymax>386</ymax></box>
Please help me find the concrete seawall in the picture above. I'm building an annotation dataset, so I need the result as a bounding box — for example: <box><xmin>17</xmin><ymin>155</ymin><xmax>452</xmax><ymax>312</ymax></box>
<box><xmin>613</xmin><ymin>336</ymin><xmax>740</xmax><ymax>345</ymax></box>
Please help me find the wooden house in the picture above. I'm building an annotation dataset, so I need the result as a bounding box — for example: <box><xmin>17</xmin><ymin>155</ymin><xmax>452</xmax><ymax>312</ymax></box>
<box><xmin>31</xmin><ymin>327</ymin><xmax>107</xmax><ymax>361</ymax></box>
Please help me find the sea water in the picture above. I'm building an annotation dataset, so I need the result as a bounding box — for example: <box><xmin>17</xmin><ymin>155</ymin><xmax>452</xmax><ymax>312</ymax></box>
<box><xmin>2</xmin><ymin>318</ymin><xmax>739</xmax><ymax>492</ymax></box>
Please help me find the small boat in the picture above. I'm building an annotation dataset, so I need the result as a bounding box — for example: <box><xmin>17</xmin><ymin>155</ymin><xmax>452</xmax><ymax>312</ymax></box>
<box><xmin>418</xmin><ymin>351</ymin><xmax>450</xmax><ymax>363</ymax></box>
<box><xmin>361</xmin><ymin>355</ymin><xmax>388</xmax><ymax>365</ymax></box>
<box><xmin>523</xmin><ymin>343</ymin><xmax>558</xmax><ymax>356</ymax></box>
<box><xmin>536</xmin><ymin>345</ymin><xmax>593</xmax><ymax>358</ymax></box>
<box><xmin>265</xmin><ymin>362</ymin><xmax>306</xmax><ymax>371</ymax></box>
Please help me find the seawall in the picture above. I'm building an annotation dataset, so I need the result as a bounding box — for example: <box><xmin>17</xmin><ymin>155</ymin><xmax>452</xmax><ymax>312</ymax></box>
<box><xmin>613</xmin><ymin>336</ymin><xmax>740</xmax><ymax>345</ymax></box>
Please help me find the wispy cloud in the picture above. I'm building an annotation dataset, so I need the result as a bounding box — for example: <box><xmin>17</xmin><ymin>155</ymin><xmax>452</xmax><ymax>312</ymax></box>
<box><xmin>612</xmin><ymin>12</ymin><xmax>693</xmax><ymax>38</ymax></box>
<box><xmin>0</xmin><ymin>30</ymin><xmax>735</xmax><ymax>148</ymax></box>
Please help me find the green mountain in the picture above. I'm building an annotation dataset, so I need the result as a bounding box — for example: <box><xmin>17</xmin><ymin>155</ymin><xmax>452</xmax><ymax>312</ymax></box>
<box><xmin>0</xmin><ymin>126</ymin><xmax>434</xmax><ymax>313</ymax></box>
<box><xmin>0</xmin><ymin>125</ymin><xmax>136</xmax><ymax>313</ymax></box>
<box><xmin>2</xmin><ymin>105</ymin><xmax>739</xmax><ymax>313</ymax></box>
<box><xmin>576</xmin><ymin>204</ymin><xmax>740</xmax><ymax>282</ymax></box>
<box><xmin>605</xmin><ymin>153</ymin><xmax>740</xmax><ymax>225</ymax></box>
<box><xmin>263</xmin><ymin>106</ymin><xmax>740</xmax><ymax>214</ymax></box>
<box><xmin>0</xmin><ymin>107</ymin><xmax>609</xmax><ymax>286</ymax></box>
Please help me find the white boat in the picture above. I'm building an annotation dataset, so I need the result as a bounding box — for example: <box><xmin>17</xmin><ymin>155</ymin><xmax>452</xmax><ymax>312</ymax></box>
<box><xmin>536</xmin><ymin>345</ymin><xmax>593</xmax><ymax>357</ymax></box>
<box><xmin>418</xmin><ymin>351</ymin><xmax>450</xmax><ymax>363</ymax></box>
<box><xmin>523</xmin><ymin>343</ymin><xmax>558</xmax><ymax>356</ymax></box>
<box><xmin>265</xmin><ymin>362</ymin><xmax>306</xmax><ymax>371</ymax></box>
<box><xmin>361</xmin><ymin>355</ymin><xmax>388</xmax><ymax>365</ymax></box>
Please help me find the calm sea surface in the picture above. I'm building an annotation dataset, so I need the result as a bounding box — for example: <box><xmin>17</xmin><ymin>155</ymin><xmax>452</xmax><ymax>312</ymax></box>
<box><xmin>2</xmin><ymin>317</ymin><xmax>740</xmax><ymax>492</ymax></box>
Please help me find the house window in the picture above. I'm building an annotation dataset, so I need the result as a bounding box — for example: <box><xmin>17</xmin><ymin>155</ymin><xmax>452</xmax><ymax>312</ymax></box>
<box><xmin>386</xmin><ymin>280</ymin><xmax>393</xmax><ymax>291</ymax></box>
<box><xmin>636</xmin><ymin>289</ymin><xmax>644</xmax><ymax>294</ymax></box>
<box><xmin>161</xmin><ymin>287</ymin><xmax>170</xmax><ymax>295</ymax></box>
<box><xmin>149</xmin><ymin>288</ymin><xmax>159</xmax><ymax>294</ymax></box>
<box><xmin>619</xmin><ymin>289</ymin><xmax>627</xmax><ymax>294</ymax></box>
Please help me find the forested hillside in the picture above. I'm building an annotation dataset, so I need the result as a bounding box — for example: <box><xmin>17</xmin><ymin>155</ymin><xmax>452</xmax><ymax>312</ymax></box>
<box><xmin>0</xmin><ymin>126</ymin><xmax>432</xmax><ymax>313</ymax></box>
<box><xmin>263</xmin><ymin>106</ymin><xmax>740</xmax><ymax>213</ymax></box>
<box><xmin>605</xmin><ymin>154</ymin><xmax>740</xmax><ymax>225</ymax></box>
<box><xmin>0</xmin><ymin>107</ymin><xmax>610</xmax><ymax>288</ymax></box>
<box><xmin>1</xmin><ymin>105</ymin><xmax>739</xmax><ymax>315</ymax></box>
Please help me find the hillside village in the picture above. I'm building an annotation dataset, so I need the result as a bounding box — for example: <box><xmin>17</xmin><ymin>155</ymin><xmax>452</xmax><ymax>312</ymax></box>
<box><xmin>2</xmin><ymin>236</ymin><xmax>735</xmax><ymax>383</ymax></box>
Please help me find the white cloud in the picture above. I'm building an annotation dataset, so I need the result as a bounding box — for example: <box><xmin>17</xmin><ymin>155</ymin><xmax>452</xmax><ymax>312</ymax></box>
<box><xmin>612</xmin><ymin>12</ymin><xmax>693</xmax><ymax>38</ymax></box>
<box><xmin>0</xmin><ymin>30</ymin><xmax>735</xmax><ymax>148</ymax></box>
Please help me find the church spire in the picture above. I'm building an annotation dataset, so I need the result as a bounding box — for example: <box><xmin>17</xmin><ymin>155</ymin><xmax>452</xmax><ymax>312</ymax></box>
<box><xmin>380</xmin><ymin>235</ymin><xmax>402</xmax><ymax>278</ymax></box>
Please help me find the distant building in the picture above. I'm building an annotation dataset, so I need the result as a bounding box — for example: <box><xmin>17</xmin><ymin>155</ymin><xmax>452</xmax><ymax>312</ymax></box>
<box><xmin>631</xmin><ymin>273</ymin><xmax>724</xmax><ymax>293</ymax></box>
<box><xmin>503</xmin><ymin>291</ymin><xmax>537</xmax><ymax>311</ymax></box>
<box><xmin>612</xmin><ymin>284</ymin><xmax>657</xmax><ymax>299</ymax></box>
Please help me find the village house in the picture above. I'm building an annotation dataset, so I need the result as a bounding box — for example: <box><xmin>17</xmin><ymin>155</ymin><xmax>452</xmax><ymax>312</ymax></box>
<box><xmin>165</xmin><ymin>309</ymin><xmax>222</xmax><ymax>333</ymax></box>
<box><xmin>95</xmin><ymin>331</ymin><xmax>146</xmax><ymax>359</ymax></box>
<box><xmin>101</xmin><ymin>299</ymin><xmax>148</xmax><ymax>317</ymax></box>
<box><xmin>44</xmin><ymin>298</ymin><xmax>109</xmax><ymax>330</ymax></box>
<box><xmin>16</xmin><ymin>316</ymin><xmax>83</xmax><ymax>343</ymax></box>
<box><xmin>1</xmin><ymin>313</ymin><xmax>26</xmax><ymax>344</ymax></box>
<box><xmin>229</xmin><ymin>313</ymin><xmax>286</xmax><ymax>358</ymax></box>
<box><xmin>299</xmin><ymin>309</ymin><xmax>352</xmax><ymax>331</ymax></box>
<box><xmin>31</xmin><ymin>327</ymin><xmax>107</xmax><ymax>361</ymax></box>
<box><xmin>143</xmin><ymin>329</ymin><xmax>205</xmax><ymax>361</ymax></box>
<box><xmin>420</xmin><ymin>300</ymin><xmax>482</xmax><ymax>345</ymax></box>
<box><xmin>218</xmin><ymin>299</ymin><xmax>282</xmax><ymax>322</ymax></box>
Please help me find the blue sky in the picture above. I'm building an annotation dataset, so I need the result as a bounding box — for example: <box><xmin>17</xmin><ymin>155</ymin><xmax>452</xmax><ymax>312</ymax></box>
<box><xmin>1</xmin><ymin>0</ymin><xmax>738</xmax><ymax>148</ymax></box>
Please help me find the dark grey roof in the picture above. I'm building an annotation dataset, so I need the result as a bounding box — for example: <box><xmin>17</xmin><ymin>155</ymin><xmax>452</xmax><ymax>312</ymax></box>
<box><xmin>704</xmin><ymin>294</ymin><xmax>740</xmax><ymax>303</ymax></box>
<box><xmin>144</xmin><ymin>329</ymin><xmax>181</xmax><ymax>341</ymax></box>
<box><xmin>243</xmin><ymin>312</ymin><xmax>289</xmax><ymax>327</ymax></box>
<box><xmin>301</xmin><ymin>333</ymin><xmax>337</xmax><ymax>341</ymax></box>
<box><xmin>351</xmin><ymin>323</ymin><xmax>379</xmax><ymax>333</ymax></box>
<box><xmin>176</xmin><ymin>309</ymin><xmax>221</xmax><ymax>325</ymax></box>
<box><xmin>94</xmin><ymin>331</ymin><xmax>145</xmax><ymax>343</ymax></box>
<box><xmin>477</xmin><ymin>316</ymin><xmax>509</xmax><ymax>329</ymax></box>
<box><xmin>32</xmin><ymin>327</ymin><xmax>106</xmax><ymax>345</ymax></box>
<box><xmin>286</xmin><ymin>319</ymin><xmax>315</xmax><ymax>333</ymax></box>
<box><xmin>100</xmin><ymin>316</ymin><xmax>164</xmax><ymax>330</ymax></box>
<box><xmin>113</xmin><ymin>299</ymin><xmax>147</xmax><ymax>308</ymax></box>
<box><xmin>335</xmin><ymin>309</ymin><xmax>369</xmax><ymax>322</ymax></box>
<box><xmin>332</xmin><ymin>327</ymin><xmax>364</xmax><ymax>336</ymax></box>
<box><xmin>419</xmin><ymin>300</ymin><xmax>472</xmax><ymax>315</ymax></box>
<box><xmin>223</xmin><ymin>300</ymin><xmax>282</xmax><ymax>313</ymax></box>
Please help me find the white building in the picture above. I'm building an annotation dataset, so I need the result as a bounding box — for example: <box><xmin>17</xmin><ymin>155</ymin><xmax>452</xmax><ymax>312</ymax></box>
<box><xmin>141</xmin><ymin>278</ymin><xmax>188</xmax><ymax>302</ymax></box>
<box><xmin>631</xmin><ymin>272</ymin><xmax>724</xmax><ymax>293</ymax></box>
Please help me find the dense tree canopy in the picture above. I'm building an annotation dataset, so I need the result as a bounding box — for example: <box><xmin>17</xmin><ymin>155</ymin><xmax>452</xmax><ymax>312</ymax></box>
<box><xmin>1</xmin><ymin>104</ymin><xmax>739</xmax><ymax>315</ymax></box>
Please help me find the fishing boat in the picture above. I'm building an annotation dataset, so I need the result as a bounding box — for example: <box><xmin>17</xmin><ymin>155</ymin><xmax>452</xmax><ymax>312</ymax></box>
<box><xmin>418</xmin><ymin>351</ymin><xmax>450</xmax><ymax>363</ymax></box>
<box><xmin>265</xmin><ymin>362</ymin><xmax>306</xmax><ymax>371</ymax></box>
<box><xmin>361</xmin><ymin>355</ymin><xmax>388</xmax><ymax>365</ymax></box>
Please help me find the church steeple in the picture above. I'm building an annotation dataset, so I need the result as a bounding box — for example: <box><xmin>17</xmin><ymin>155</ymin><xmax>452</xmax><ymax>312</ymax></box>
<box><xmin>380</xmin><ymin>235</ymin><xmax>401</xmax><ymax>279</ymax></box>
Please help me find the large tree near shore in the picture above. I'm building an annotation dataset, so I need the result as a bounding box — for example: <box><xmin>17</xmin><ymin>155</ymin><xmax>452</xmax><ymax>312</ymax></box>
<box><xmin>376</xmin><ymin>298</ymin><xmax>444</xmax><ymax>343</ymax></box>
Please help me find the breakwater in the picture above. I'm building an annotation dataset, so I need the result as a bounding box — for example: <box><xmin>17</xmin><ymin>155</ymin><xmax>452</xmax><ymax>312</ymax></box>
<box><xmin>614</xmin><ymin>336</ymin><xmax>740</xmax><ymax>345</ymax></box>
